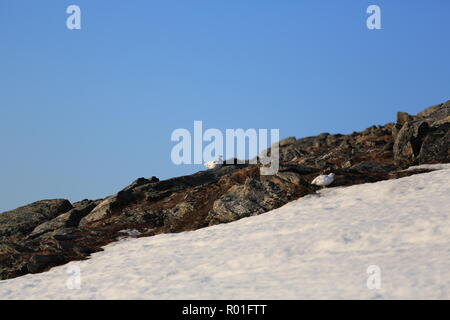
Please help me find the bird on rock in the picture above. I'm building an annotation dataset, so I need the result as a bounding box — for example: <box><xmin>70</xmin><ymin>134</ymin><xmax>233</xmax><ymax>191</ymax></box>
<box><xmin>311</xmin><ymin>173</ymin><xmax>335</xmax><ymax>187</ymax></box>
<box><xmin>204</xmin><ymin>155</ymin><xmax>223</xmax><ymax>169</ymax></box>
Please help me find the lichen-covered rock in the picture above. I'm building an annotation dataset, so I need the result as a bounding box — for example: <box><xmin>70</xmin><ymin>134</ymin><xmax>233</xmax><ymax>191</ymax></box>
<box><xmin>350</xmin><ymin>162</ymin><xmax>397</xmax><ymax>173</ymax></box>
<box><xmin>207</xmin><ymin>178</ymin><xmax>288</xmax><ymax>225</ymax></box>
<box><xmin>26</xmin><ymin>254</ymin><xmax>66</xmax><ymax>274</ymax></box>
<box><xmin>393</xmin><ymin>102</ymin><xmax>449</xmax><ymax>165</ymax></box>
<box><xmin>397</xmin><ymin>112</ymin><xmax>415</xmax><ymax>126</ymax></box>
<box><xmin>0</xmin><ymin>200</ymin><xmax>73</xmax><ymax>238</ymax></box>
<box><xmin>417</xmin><ymin>123</ymin><xmax>450</xmax><ymax>164</ymax></box>
<box><xmin>276</xmin><ymin>171</ymin><xmax>302</xmax><ymax>185</ymax></box>
<box><xmin>118</xmin><ymin>207</ymin><xmax>164</xmax><ymax>225</ymax></box>
<box><xmin>416</xmin><ymin>100</ymin><xmax>450</xmax><ymax>120</ymax></box>
<box><xmin>31</xmin><ymin>200</ymin><xmax>98</xmax><ymax>236</ymax></box>
<box><xmin>79</xmin><ymin>196</ymin><xmax>117</xmax><ymax>226</ymax></box>
<box><xmin>278</xmin><ymin>136</ymin><xmax>297</xmax><ymax>147</ymax></box>
<box><xmin>393</xmin><ymin>120</ymin><xmax>430</xmax><ymax>164</ymax></box>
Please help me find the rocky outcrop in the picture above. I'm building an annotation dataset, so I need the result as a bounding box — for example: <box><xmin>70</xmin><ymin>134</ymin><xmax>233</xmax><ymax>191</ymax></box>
<box><xmin>393</xmin><ymin>101</ymin><xmax>449</xmax><ymax>165</ymax></box>
<box><xmin>26</xmin><ymin>254</ymin><xmax>67</xmax><ymax>273</ymax></box>
<box><xmin>207</xmin><ymin>176</ymin><xmax>304</xmax><ymax>225</ymax></box>
<box><xmin>31</xmin><ymin>200</ymin><xmax>99</xmax><ymax>237</ymax></box>
<box><xmin>416</xmin><ymin>123</ymin><xmax>450</xmax><ymax>163</ymax></box>
<box><xmin>0</xmin><ymin>200</ymin><xmax>73</xmax><ymax>238</ymax></box>
<box><xmin>394</xmin><ymin>120</ymin><xmax>430</xmax><ymax>163</ymax></box>
<box><xmin>0</xmin><ymin>99</ymin><xmax>448</xmax><ymax>280</ymax></box>
<box><xmin>78</xmin><ymin>196</ymin><xmax>117</xmax><ymax>226</ymax></box>
<box><xmin>349</xmin><ymin>162</ymin><xmax>397</xmax><ymax>173</ymax></box>
<box><xmin>417</xmin><ymin>100</ymin><xmax>450</xmax><ymax>119</ymax></box>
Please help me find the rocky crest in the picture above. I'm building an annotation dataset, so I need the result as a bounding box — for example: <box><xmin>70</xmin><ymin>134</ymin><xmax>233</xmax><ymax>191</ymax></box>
<box><xmin>0</xmin><ymin>101</ymin><xmax>449</xmax><ymax>280</ymax></box>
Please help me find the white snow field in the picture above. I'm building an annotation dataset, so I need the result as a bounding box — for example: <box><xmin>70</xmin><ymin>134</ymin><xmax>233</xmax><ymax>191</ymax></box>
<box><xmin>1</xmin><ymin>164</ymin><xmax>449</xmax><ymax>300</ymax></box>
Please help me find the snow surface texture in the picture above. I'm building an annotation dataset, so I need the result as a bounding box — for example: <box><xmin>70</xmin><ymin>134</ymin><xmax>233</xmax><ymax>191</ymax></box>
<box><xmin>1</xmin><ymin>164</ymin><xmax>449</xmax><ymax>300</ymax></box>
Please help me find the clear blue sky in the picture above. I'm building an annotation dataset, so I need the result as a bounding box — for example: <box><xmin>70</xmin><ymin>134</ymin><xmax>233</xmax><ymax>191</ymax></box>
<box><xmin>1</xmin><ymin>0</ymin><xmax>449</xmax><ymax>212</ymax></box>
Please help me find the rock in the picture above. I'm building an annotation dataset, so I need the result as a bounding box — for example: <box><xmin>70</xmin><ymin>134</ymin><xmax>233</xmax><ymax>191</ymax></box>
<box><xmin>350</xmin><ymin>162</ymin><xmax>397</xmax><ymax>173</ymax></box>
<box><xmin>168</xmin><ymin>202</ymin><xmax>196</xmax><ymax>218</ymax></box>
<box><xmin>397</xmin><ymin>112</ymin><xmax>414</xmax><ymax>125</ymax></box>
<box><xmin>279</xmin><ymin>144</ymin><xmax>307</xmax><ymax>162</ymax></box>
<box><xmin>79</xmin><ymin>188</ymin><xmax>138</xmax><ymax>226</ymax></box>
<box><xmin>0</xmin><ymin>200</ymin><xmax>73</xmax><ymax>238</ymax></box>
<box><xmin>393</xmin><ymin>120</ymin><xmax>430</xmax><ymax>164</ymax></box>
<box><xmin>26</xmin><ymin>254</ymin><xmax>66</xmax><ymax>273</ymax></box>
<box><xmin>79</xmin><ymin>196</ymin><xmax>117</xmax><ymax>226</ymax></box>
<box><xmin>382</xmin><ymin>122</ymin><xmax>395</xmax><ymax>132</ymax></box>
<box><xmin>276</xmin><ymin>172</ymin><xmax>302</xmax><ymax>185</ymax></box>
<box><xmin>278</xmin><ymin>163</ymin><xmax>317</xmax><ymax>174</ymax></box>
<box><xmin>298</xmin><ymin>157</ymin><xmax>329</xmax><ymax>169</ymax></box>
<box><xmin>122</xmin><ymin>177</ymin><xmax>159</xmax><ymax>192</ymax></box>
<box><xmin>31</xmin><ymin>200</ymin><xmax>97</xmax><ymax>236</ymax></box>
<box><xmin>207</xmin><ymin>178</ymin><xmax>286</xmax><ymax>225</ymax></box>
<box><xmin>118</xmin><ymin>229</ymin><xmax>141</xmax><ymax>238</ymax></box>
<box><xmin>362</xmin><ymin>125</ymin><xmax>390</xmax><ymax>138</ymax></box>
<box><xmin>392</xmin><ymin>123</ymin><xmax>403</xmax><ymax>141</ymax></box>
<box><xmin>339</xmin><ymin>138</ymin><xmax>352</xmax><ymax>149</ymax></box>
<box><xmin>52</xmin><ymin>229</ymin><xmax>79</xmax><ymax>241</ymax></box>
<box><xmin>73</xmin><ymin>244</ymin><xmax>97</xmax><ymax>256</ymax></box>
<box><xmin>342</xmin><ymin>160</ymin><xmax>353</xmax><ymax>169</ymax></box>
<box><xmin>72</xmin><ymin>199</ymin><xmax>94</xmax><ymax>209</ymax></box>
<box><xmin>383</xmin><ymin>141</ymin><xmax>394</xmax><ymax>151</ymax></box>
<box><xmin>416</xmin><ymin>104</ymin><xmax>442</xmax><ymax>118</ymax></box>
<box><xmin>80</xmin><ymin>166</ymin><xmax>244</xmax><ymax>227</ymax></box>
<box><xmin>278</xmin><ymin>136</ymin><xmax>297</xmax><ymax>147</ymax></box>
<box><xmin>35</xmin><ymin>226</ymin><xmax>77</xmax><ymax>238</ymax></box>
<box><xmin>394</xmin><ymin>102</ymin><xmax>450</xmax><ymax>165</ymax></box>
<box><xmin>0</xmin><ymin>242</ymin><xmax>33</xmax><ymax>255</ymax></box>
<box><xmin>416</xmin><ymin>101</ymin><xmax>450</xmax><ymax>119</ymax></box>
<box><xmin>432</xmin><ymin>116</ymin><xmax>450</xmax><ymax>127</ymax></box>
<box><xmin>416</xmin><ymin>123</ymin><xmax>450</xmax><ymax>164</ymax></box>
<box><xmin>119</xmin><ymin>207</ymin><xmax>164</xmax><ymax>225</ymax></box>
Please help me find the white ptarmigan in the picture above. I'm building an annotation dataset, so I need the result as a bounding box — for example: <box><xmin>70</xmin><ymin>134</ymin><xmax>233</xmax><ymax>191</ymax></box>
<box><xmin>203</xmin><ymin>156</ymin><xmax>223</xmax><ymax>169</ymax></box>
<box><xmin>311</xmin><ymin>173</ymin><xmax>335</xmax><ymax>187</ymax></box>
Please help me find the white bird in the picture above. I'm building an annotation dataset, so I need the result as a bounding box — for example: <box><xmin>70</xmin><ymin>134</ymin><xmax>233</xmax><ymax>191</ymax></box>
<box><xmin>204</xmin><ymin>156</ymin><xmax>223</xmax><ymax>169</ymax></box>
<box><xmin>311</xmin><ymin>173</ymin><xmax>335</xmax><ymax>187</ymax></box>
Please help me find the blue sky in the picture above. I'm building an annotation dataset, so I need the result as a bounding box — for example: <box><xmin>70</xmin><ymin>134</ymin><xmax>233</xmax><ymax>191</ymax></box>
<box><xmin>1</xmin><ymin>0</ymin><xmax>449</xmax><ymax>212</ymax></box>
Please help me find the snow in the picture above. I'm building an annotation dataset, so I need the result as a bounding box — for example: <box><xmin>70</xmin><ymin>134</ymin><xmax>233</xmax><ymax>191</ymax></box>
<box><xmin>1</xmin><ymin>164</ymin><xmax>450</xmax><ymax>300</ymax></box>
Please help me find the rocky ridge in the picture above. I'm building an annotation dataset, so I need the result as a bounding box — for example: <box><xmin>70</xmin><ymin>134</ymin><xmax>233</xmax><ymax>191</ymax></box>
<box><xmin>0</xmin><ymin>101</ymin><xmax>448</xmax><ymax>280</ymax></box>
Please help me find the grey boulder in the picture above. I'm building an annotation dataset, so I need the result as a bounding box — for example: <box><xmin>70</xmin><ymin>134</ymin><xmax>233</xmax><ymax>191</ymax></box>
<box><xmin>0</xmin><ymin>199</ymin><xmax>73</xmax><ymax>238</ymax></box>
<box><xmin>31</xmin><ymin>200</ymin><xmax>98</xmax><ymax>236</ymax></box>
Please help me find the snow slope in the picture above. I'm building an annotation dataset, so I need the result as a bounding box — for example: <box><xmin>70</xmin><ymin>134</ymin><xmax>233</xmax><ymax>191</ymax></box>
<box><xmin>1</xmin><ymin>164</ymin><xmax>450</xmax><ymax>300</ymax></box>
